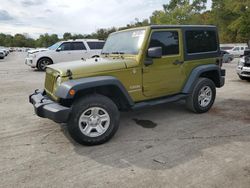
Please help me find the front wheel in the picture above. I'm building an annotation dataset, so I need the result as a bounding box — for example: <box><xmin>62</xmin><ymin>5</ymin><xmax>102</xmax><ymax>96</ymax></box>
<box><xmin>37</xmin><ymin>58</ymin><xmax>52</xmax><ymax>71</ymax></box>
<box><xmin>186</xmin><ymin>78</ymin><xmax>216</xmax><ymax>113</ymax></box>
<box><xmin>68</xmin><ymin>94</ymin><xmax>120</xmax><ymax>145</ymax></box>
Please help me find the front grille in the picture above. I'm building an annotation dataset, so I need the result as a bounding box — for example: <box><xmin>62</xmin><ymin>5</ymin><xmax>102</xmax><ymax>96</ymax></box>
<box><xmin>242</xmin><ymin>71</ymin><xmax>250</xmax><ymax>75</ymax></box>
<box><xmin>45</xmin><ymin>71</ymin><xmax>56</xmax><ymax>94</ymax></box>
<box><xmin>244</xmin><ymin>61</ymin><xmax>250</xmax><ymax>67</ymax></box>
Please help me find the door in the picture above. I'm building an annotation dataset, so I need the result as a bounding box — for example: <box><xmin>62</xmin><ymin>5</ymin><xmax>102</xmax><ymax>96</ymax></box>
<box><xmin>231</xmin><ymin>47</ymin><xmax>240</xmax><ymax>56</ymax></box>
<box><xmin>70</xmin><ymin>42</ymin><xmax>88</xmax><ymax>60</ymax></box>
<box><xmin>53</xmin><ymin>42</ymin><xmax>73</xmax><ymax>63</ymax></box>
<box><xmin>142</xmin><ymin>29</ymin><xmax>185</xmax><ymax>97</ymax></box>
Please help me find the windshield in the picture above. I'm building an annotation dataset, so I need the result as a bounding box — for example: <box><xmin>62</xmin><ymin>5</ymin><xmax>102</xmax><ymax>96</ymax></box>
<box><xmin>48</xmin><ymin>42</ymin><xmax>62</xmax><ymax>50</ymax></box>
<box><xmin>102</xmin><ymin>29</ymin><xmax>146</xmax><ymax>55</ymax></box>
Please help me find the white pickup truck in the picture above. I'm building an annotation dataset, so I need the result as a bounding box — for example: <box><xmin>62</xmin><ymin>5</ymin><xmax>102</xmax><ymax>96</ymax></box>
<box><xmin>25</xmin><ymin>39</ymin><xmax>105</xmax><ymax>71</ymax></box>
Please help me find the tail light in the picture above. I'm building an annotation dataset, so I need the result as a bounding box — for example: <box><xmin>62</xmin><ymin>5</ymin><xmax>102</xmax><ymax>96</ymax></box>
<box><xmin>216</xmin><ymin>58</ymin><xmax>222</xmax><ymax>67</ymax></box>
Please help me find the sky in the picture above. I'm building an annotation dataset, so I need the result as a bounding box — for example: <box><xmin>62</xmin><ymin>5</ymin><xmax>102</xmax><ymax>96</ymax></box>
<box><xmin>0</xmin><ymin>0</ymin><xmax>212</xmax><ymax>38</ymax></box>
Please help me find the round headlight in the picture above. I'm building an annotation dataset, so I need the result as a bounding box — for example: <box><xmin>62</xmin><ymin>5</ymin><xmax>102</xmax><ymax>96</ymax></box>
<box><xmin>56</xmin><ymin>76</ymin><xmax>61</xmax><ymax>85</ymax></box>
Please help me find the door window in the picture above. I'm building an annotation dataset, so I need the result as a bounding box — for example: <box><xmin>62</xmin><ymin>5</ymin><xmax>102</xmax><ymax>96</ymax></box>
<box><xmin>149</xmin><ymin>31</ymin><xmax>179</xmax><ymax>56</ymax></box>
<box><xmin>72</xmin><ymin>42</ymin><xmax>86</xmax><ymax>50</ymax></box>
<box><xmin>233</xmin><ymin>47</ymin><xmax>239</xmax><ymax>51</ymax></box>
<box><xmin>59</xmin><ymin>42</ymin><xmax>72</xmax><ymax>51</ymax></box>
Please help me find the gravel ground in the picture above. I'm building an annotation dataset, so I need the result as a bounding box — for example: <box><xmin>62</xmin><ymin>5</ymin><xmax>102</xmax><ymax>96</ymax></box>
<box><xmin>0</xmin><ymin>52</ymin><xmax>250</xmax><ymax>188</ymax></box>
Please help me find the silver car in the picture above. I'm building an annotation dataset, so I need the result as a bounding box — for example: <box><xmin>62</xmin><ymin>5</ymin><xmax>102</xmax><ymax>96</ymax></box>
<box><xmin>236</xmin><ymin>50</ymin><xmax>250</xmax><ymax>80</ymax></box>
<box><xmin>221</xmin><ymin>50</ymin><xmax>234</xmax><ymax>63</ymax></box>
<box><xmin>0</xmin><ymin>50</ymin><xmax>5</xmax><ymax>59</ymax></box>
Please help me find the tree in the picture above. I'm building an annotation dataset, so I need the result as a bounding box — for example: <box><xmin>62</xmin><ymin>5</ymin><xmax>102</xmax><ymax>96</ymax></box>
<box><xmin>36</xmin><ymin>33</ymin><xmax>59</xmax><ymax>47</ymax></box>
<box><xmin>211</xmin><ymin>0</ymin><xmax>250</xmax><ymax>42</ymax></box>
<box><xmin>63</xmin><ymin>32</ymin><xmax>72</xmax><ymax>40</ymax></box>
<box><xmin>150</xmin><ymin>0</ymin><xmax>207</xmax><ymax>25</ymax></box>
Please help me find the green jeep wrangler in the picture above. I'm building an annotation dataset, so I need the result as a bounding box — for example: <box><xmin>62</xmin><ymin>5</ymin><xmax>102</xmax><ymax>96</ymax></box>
<box><xmin>30</xmin><ymin>25</ymin><xmax>225</xmax><ymax>145</ymax></box>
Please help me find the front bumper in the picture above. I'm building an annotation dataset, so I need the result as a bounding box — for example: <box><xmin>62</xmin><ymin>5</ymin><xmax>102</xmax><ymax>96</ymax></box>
<box><xmin>25</xmin><ymin>57</ymin><xmax>36</xmax><ymax>68</ymax></box>
<box><xmin>29</xmin><ymin>89</ymin><xmax>71</xmax><ymax>123</ymax></box>
<box><xmin>236</xmin><ymin>66</ymin><xmax>250</xmax><ymax>77</ymax></box>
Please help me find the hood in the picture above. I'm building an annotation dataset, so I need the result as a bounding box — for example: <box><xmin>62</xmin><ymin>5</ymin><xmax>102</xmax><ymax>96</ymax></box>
<box><xmin>48</xmin><ymin>57</ymin><xmax>136</xmax><ymax>77</ymax></box>
<box><xmin>28</xmin><ymin>48</ymin><xmax>48</xmax><ymax>54</ymax></box>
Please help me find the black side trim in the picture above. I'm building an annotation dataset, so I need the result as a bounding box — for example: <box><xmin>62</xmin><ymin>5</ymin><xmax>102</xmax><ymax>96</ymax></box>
<box><xmin>56</xmin><ymin>76</ymin><xmax>134</xmax><ymax>106</ymax></box>
<box><xmin>182</xmin><ymin>64</ymin><xmax>225</xmax><ymax>94</ymax></box>
<box><xmin>132</xmin><ymin>94</ymin><xmax>187</xmax><ymax>110</ymax></box>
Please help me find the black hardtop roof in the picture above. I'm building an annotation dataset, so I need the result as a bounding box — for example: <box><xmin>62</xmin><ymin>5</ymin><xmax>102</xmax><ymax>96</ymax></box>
<box><xmin>150</xmin><ymin>25</ymin><xmax>217</xmax><ymax>29</ymax></box>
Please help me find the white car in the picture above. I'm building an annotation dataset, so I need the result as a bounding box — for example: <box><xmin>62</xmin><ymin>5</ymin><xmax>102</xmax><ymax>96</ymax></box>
<box><xmin>226</xmin><ymin>45</ymin><xmax>249</xmax><ymax>57</ymax></box>
<box><xmin>236</xmin><ymin>50</ymin><xmax>250</xmax><ymax>80</ymax></box>
<box><xmin>0</xmin><ymin>50</ymin><xmax>5</xmax><ymax>59</ymax></box>
<box><xmin>25</xmin><ymin>39</ymin><xmax>105</xmax><ymax>71</ymax></box>
<box><xmin>0</xmin><ymin>47</ymin><xmax>9</xmax><ymax>56</ymax></box>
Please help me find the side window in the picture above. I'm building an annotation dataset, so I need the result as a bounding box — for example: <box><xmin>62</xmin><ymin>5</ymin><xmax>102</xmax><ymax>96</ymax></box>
<box><xmin>87</xmin><ymin>42</ymin><xmax>105</xmax><ymax>50</ymax></box>
<box><xmin>186</xmin><ymin>30</ymin><xmax>218</xmax><ymax>54</ymax></box>
<box><xmin>72</xmin><ymin>42</ymin><xmax>86</xmax><ymax>50</ymax></box>
<box><xmin>149</xmin><ymin>31</ymin><xmax>179</xmax><ymax>56</ymax></box>
<box><xmin>59</xmin><ymin>42</ymin><xmax>71</xmax><ymax>51</ymax></box>
<box><xmin>233</xmin><ymin>47</ymin><xmax>239</xmax><ymax>51</ymax></box>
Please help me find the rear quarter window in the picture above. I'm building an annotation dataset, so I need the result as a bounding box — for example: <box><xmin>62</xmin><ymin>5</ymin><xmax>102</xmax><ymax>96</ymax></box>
<box><xmin>87</xmin><ymin>42</ymin><xmax>105</xmax><ymax>50</ymax></box>
<box><xmin>186</xmin><ymin>30</ymin><xmax>218</xmax><ymax>54</ymax></box>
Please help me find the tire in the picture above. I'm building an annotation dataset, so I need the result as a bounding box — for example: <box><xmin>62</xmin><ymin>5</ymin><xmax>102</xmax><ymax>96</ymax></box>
<box><xmin>68</xmin><ymin>94</ymin><xmax>120</xmax><ymax>145</ymax></box>
<box><xmin>37</xmin><ymin>58</ymin><xmax>52</xmax><ymax>71</ymax></box>
<box><xmin>186</xmin><ymin>78</ymin><xmax>216</xmax><ymax>113</ymax></box>
<box><xmin>239</xmin><ymin>75</ymin><xmax>247</xmax><ymax>80</ymax></box>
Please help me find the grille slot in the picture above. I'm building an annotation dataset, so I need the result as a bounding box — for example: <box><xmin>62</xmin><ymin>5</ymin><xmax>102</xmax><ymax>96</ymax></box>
<box><xmin>45</xmin><ymin>72</ymin><xmax>56</xmax><ymax>93</ymax></box>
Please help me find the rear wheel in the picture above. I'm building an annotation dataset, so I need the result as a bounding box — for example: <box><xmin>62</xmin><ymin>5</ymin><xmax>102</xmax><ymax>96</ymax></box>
<box><xmin>186</xmin><ymin>78</ymin><xmax>216</xmax><ymax>113</ymax></box>
<box><xmin>68</xmin><ymin>94</ymin><xmax>120</xmax><ymax>145</ymax></box>
<box><xmin>37</xmin><ymin>58</ymin><xmax>52</xmax><ymax>71</ymax></box>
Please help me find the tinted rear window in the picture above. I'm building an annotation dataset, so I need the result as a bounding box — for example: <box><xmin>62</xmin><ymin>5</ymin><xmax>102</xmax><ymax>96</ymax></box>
<box><xmin>186</xmin><ymin>30</ymin><xmax>218</xmax><ymax>54</ymax></box>
<box><xmin>87</xmin><ymin>42</ymin><xmax>105</xmax><ymax>49</ymax></box>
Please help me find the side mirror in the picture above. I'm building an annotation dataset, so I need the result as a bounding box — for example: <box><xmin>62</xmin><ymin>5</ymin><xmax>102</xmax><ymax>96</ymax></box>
<box><xmin>56</xmin><ymin>47</ymin><xmax>61</xmax><ymax>52</ymax></box>
<box><xmin>148</xmin><ymin>47</ymin><xmax>162</xmax><ymax>58</ymax></box>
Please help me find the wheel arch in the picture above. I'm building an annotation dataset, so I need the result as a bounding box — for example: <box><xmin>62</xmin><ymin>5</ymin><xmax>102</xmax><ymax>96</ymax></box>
<box><xmin>56</xmin><ymin>76</ymin><xmax>134</xmax><ymax>110</ymax></box>
<box><xmin>182</xmin><ymin>64</ymin><xmax>224</xmax><ymax>94</ymax></box>
<box><xmin>91</xmin><ymin>55</ymin><xmax>100</xmax><ymax>58</ymax></box>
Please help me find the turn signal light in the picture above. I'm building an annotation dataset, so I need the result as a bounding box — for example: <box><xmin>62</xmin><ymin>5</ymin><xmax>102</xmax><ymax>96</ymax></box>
<box><xmin>69</xmin><ymin>89</ymin><xmax>76</xmax><ymax>96</ymax></box>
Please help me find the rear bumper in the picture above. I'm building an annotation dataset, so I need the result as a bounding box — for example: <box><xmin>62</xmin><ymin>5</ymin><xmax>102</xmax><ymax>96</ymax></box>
<box><xmin>29</xmin><ymin>89</ymin><xmax>71</xmax><ymax>123</ymax></box>
<box><xmin>219</xmin><ymin>69</ymin><xmax>226</xmax><ymax>87</ymax></box>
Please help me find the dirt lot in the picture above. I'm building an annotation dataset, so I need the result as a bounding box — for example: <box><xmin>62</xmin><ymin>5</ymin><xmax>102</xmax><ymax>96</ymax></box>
<box><xmin>0</xmin><ymin>52</ymin><xmax>250</xmax><ymax>188</ymax></box>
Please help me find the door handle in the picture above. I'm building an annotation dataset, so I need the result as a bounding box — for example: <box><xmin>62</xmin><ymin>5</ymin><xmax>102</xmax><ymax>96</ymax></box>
<box><xmin>173</xmin><ymin>60</ymin><xmax>184</xmax><ymax>65</ymax></box>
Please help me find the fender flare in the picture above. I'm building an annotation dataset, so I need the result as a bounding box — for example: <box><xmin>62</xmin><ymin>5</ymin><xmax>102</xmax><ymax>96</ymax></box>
<box><xmin>56</xmin><ymin>76</ymin><xmax>134</xmax><ymax>106</ymax></box>
<box><xmin>182</xmin><ymin>64</ymin><xmax>224</xmax><ymax>94</ymax></box>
